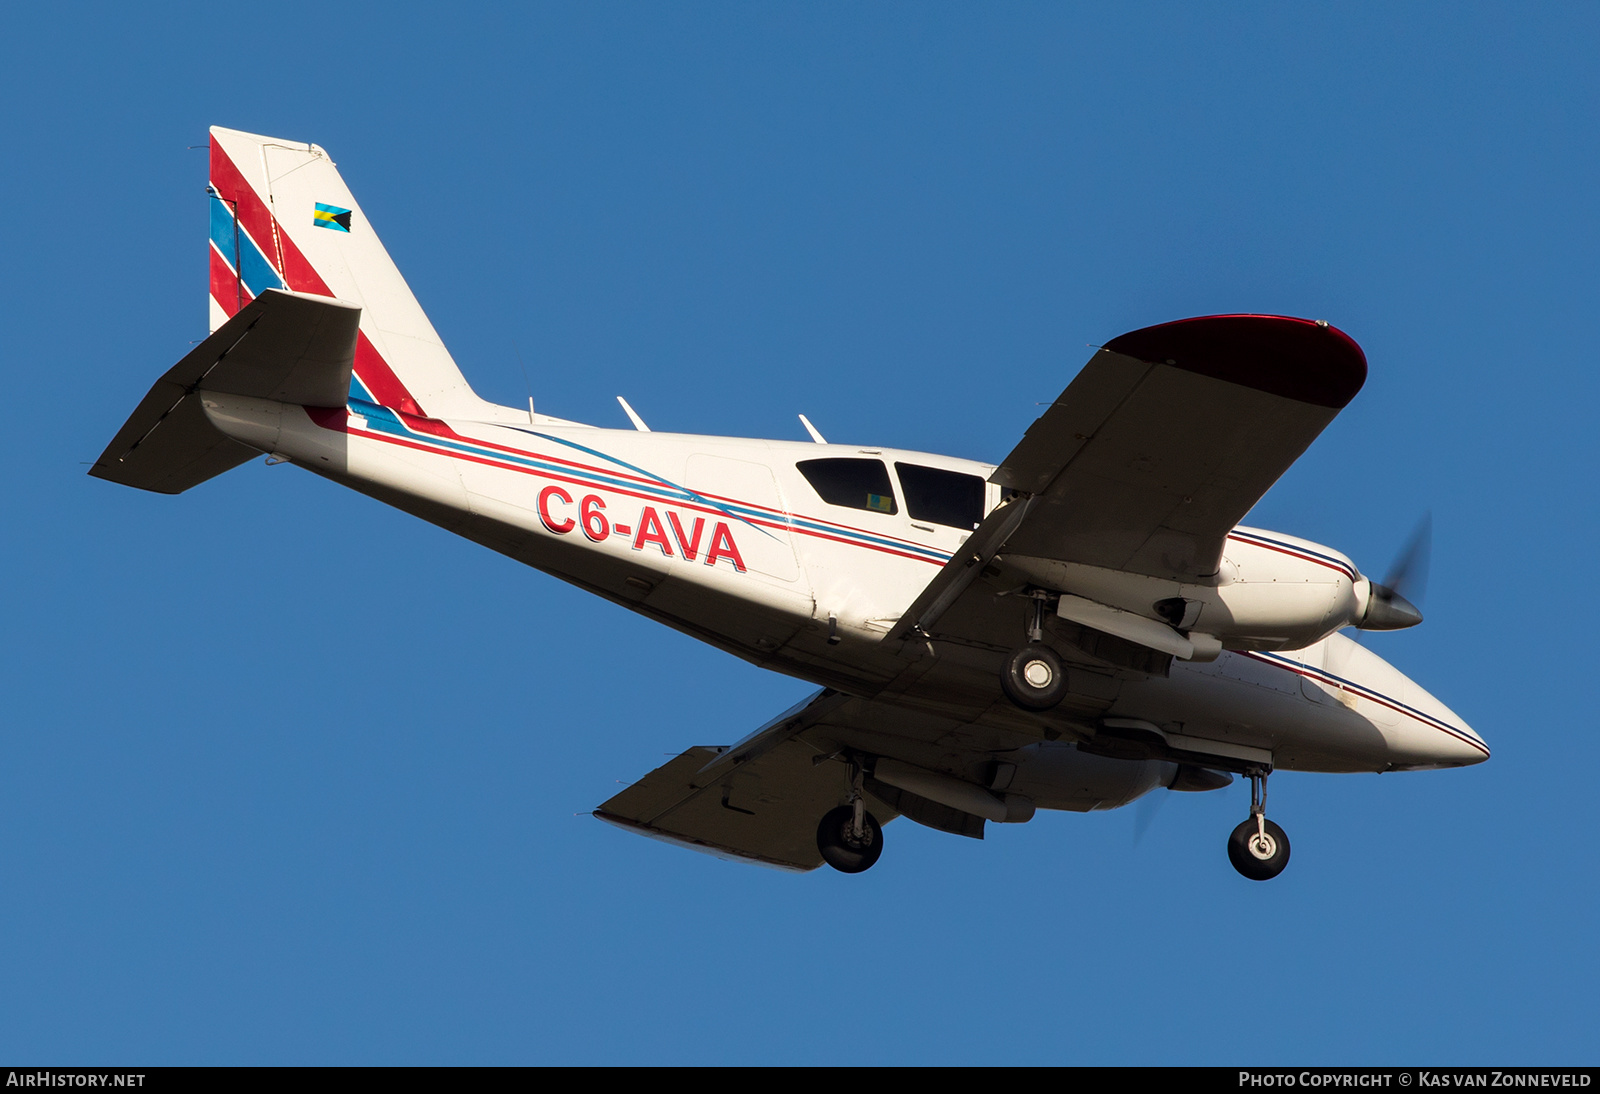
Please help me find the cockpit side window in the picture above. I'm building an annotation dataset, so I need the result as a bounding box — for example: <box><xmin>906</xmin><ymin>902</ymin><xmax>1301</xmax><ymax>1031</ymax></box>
<box><xmin>796</xmin><ymin>458</ymin><xmax>898</xmax><ymax>515</ymax></box>
<box><xmin>894</xmin><ymin>462</ymin><xmax>985</xmax><ymax>530</ymax></box>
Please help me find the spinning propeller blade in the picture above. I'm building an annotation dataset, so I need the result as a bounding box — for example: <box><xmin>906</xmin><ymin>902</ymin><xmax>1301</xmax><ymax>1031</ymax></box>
<box><xmin>1358</xmin><ymin>513</ymin><xmax>1431</xmax><ymax>632</ymax></box>
<box><xmin>1132</xmin><ymin>789</ymin><xmax>1167</xmax><ymax>848</ymax></box>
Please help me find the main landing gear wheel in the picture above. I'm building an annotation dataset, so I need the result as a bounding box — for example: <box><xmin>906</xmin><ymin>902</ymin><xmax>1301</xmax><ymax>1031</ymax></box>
<box><xmin>1001</xmin><ymin>643</ymin><xmax>1066</xmax><ymax>711</ymax></box>
<box><xmin>1001</xmin><ymin>591</ymin><xmax>1066</xmax><ymax>711</ymax></box>
<box><xmin>816</xmin><ymin>805</ymin><xmax>883</xmax><ymax>873</ymax></box>
<box><xmin>1228</xmin><ymin>817</ymin><xmax>1291</xmax><ymax>880</ymax></box>
<box><xmin>1227</xmin><ymin>768</ymin><xmax>1290</xmax><ymax>881</ymax></box>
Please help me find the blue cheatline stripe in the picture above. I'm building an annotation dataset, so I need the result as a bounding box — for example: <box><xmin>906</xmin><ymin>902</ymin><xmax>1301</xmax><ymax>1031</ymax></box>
<box><xmin>514</xmin><ymin>428</ymin><xmax>947</xmax><ymax>559</ymax></box>
<box><xmin>207</xmin><ymin>194</ymin><xmax>284</xmax><ymax>300</ymax></box>
<box><xmin>349</xmin><ymin>372</ymin><xmax>376</xmax><ymax>404</ymax></box>
<box><xmin>517</xmin><ymin>428</ymin><xmax>949</xmax><ymax>558</ymax></box>
<box><xmin>344</xmin><ymin>399</ymin><xmax>951</xmax><ymax>562</ymax></box>
<box><xmin>350</xmin><ymin>400</ymin><xmax>771</xmax><ymax>539</ymax></box>
<box><xmin>520</xmin><ymin>429</ymin><xmax>779</xmax><ymax>541</ymax></box>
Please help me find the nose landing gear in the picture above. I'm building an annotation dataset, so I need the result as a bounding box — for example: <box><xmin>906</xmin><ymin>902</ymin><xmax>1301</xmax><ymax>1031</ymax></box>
<box><xmin>1227</xmin><ymin>769</ymin><xmax>1291</xmax><ymax>881</ymax></box>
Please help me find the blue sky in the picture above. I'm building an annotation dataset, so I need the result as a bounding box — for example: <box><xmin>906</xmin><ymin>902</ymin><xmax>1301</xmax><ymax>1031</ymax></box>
<box><xmin>2</xmin><ymin>3</ymin><xmax>1595</xmax><ymax>1064</ymax></box>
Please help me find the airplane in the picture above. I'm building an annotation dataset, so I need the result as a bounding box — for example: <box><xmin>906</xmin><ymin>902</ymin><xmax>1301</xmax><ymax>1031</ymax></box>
<box><xmin>91</xmin><ymin>126</ymin><xmax>1488</xmax><ymax>881</ymax></box>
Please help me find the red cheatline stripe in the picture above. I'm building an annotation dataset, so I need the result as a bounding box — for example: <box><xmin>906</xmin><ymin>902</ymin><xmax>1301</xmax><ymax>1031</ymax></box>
<box><xmin>304</xmin><ymin>408</ymin><xmax>947</xmax><ymax>566</ymax></box>
<box><xmin>208</xmin><ymin>140</ymin><xmax>424</xmax><ymax>416</ymax></box>
<box><xmin>361</xmin><ymin>424</ymin><xmax>943</xmax><ymax>565</ymax></box>
<box><xmin>372</xmin><ymin>411</ymin><xmax>944</xmax><ymax>556</ymax></box>
<box><xmin>1227</xmin><ymin>532</ymin><xmax>1356</xmax><ymax>580</ymax></box>
<box><xmin>386</xmin><ymin>412</ymin><xmax>946</xmax><ymax>556</ymax></box>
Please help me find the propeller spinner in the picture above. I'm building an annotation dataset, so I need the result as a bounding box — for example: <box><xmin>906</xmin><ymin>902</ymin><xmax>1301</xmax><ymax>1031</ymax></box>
<box><xmin>1357</xmin><ymin>514</ymin><xmax>1431</xmax><ymax>632</ymax></box>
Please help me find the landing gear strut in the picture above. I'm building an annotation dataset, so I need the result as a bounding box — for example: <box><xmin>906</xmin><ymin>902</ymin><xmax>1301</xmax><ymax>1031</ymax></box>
<box><xmin>1227</xmin><ymin>768</ymin><xmax>1290</xmax><ymax>881</ymax></box>
<box><xmin>816</xmin><ymin>760</ymin><xmax>884</xmax><ymax>873</ymax></box>
<box><xmin>1000</xmin><ymin>591</ymin><xmax>1066</xmax><ymax>711</ymax></box>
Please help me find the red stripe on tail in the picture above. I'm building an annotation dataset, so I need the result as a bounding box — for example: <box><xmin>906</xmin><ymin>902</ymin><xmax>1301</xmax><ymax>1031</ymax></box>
<box><xmin>208</xmin><ymin>244</ymin><xmax>252</xmax><ymax>319</ymax></box>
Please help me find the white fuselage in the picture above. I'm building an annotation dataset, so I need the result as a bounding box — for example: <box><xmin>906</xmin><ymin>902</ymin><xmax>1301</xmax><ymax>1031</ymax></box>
<box><xmin>200</xmin><ymin>391</ymin><xmax>1488</xmax><ymax>802</ymax></box>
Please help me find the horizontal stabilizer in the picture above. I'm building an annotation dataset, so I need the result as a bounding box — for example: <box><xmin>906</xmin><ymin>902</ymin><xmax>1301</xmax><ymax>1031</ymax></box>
<box><xmin>91</xmin><ymin>289</ymin><xmax>360</xmax><ymax>494</ymax></box>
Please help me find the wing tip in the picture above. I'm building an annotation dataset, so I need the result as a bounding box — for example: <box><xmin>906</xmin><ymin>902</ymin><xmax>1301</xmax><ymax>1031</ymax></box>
<box><xmin>1103</xmin><ymin>314</ymin><xmax>1368</xmax><ymax>409</ymax></box>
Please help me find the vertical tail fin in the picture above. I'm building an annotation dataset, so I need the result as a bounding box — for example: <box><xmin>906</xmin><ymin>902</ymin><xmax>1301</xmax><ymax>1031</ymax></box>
<box><xmin>206</xmin><ymin>126</ymin><xmax>508</xmax><ymax>421</ymax></box>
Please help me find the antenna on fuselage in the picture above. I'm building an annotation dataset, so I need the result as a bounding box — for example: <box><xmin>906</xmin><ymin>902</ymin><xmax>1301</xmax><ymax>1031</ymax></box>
<box><xmin>798</xmin><ymin>414</ymin><xmax>827</xmax><ymax>444</ymax></box>
<box><xmin>512</xmin><ymin>340</ymin><xmax>535</xmax><ymax>424</ymax></box>
<box><xmin>617</xmin><ymin>396</ymin><xmax>651</xmax><ymax>432</ymax></box>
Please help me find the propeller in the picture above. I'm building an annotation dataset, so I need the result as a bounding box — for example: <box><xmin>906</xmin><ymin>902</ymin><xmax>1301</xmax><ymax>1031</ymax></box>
<box><xmin>1358</xmin><ymin>513</ymin><xmax>1431</xmax><ymax>632</ymax></box>
<box><xmin>1132</xmin><ymin>787</ymin><xmax>1167</xmax><ymax>848</ymax></box>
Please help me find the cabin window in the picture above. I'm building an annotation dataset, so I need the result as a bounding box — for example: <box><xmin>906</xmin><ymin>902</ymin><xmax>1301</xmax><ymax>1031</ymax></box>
<box><xmin>894</xmin><ymin>463</ymin><xmax>986</xmax><ymax>529</ymax></box>
<box><xmin>796</xmin><ymin>458</ymin><xmax>898</xmax><ymax>515</ymax></box>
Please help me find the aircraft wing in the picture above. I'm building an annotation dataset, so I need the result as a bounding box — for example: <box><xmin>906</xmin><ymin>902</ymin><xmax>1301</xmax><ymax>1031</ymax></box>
<box><xmin>595</xmin><ymin>690</ymin><xmax>864</xmax><ymax>871</ymax></box>
<box><xmin>890</xmin><ymin>315</ymin><xmax>1366</xmax><ymax>642</ymax></box>
<box><xmin>596</xmin><ymin>742</ymin><xmax>847</xmax><ymax>871</ymax></box>
<box><xmin>596</xmin><ymin>678</ymin><xmax>1084</xmax><ymax>868</ymax></box>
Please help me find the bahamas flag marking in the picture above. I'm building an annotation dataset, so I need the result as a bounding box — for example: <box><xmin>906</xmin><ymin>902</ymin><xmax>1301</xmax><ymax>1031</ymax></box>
<box><xmin>313</xmin><ymin>202</ymin><xmax>352</xmax><ymax>232</ymax></box>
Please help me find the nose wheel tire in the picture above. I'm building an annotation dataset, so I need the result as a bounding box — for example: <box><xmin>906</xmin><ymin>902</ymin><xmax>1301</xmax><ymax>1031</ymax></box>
<box><xmin>816</xmin><ymin>805</ymin><xmax>884</xmax><ymax>873</ymax></box>
<box><xmin>1001</xmin><ymin>643</ymin><xmax>1067</xmax><ymax>711</ymax></box>
<box><xmin>1228</xmin><ymin>817</ymin><xmax>1291</xmax><ymax>880</ymax></box>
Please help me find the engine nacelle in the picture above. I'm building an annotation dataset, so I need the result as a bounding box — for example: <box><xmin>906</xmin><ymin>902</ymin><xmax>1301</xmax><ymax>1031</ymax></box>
<box><xmin>1001</xmin><ymin>742</ymin><xmax>1179</xmax><ymax>813</ymax></box>
<box><xmin>1008</xmin><ymin>524</ymin><xmax>1366</xmax><ymax>654</ymax></box>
